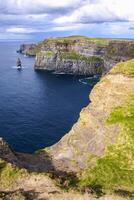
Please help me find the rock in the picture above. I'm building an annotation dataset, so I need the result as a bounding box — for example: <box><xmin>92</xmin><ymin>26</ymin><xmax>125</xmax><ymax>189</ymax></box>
<box><xmin>0</xmin><ymin>190</ymin><xmax>27</xmax><ymax>200</ymax></box>
<box><xmin>17</xmin><ymin>44</ymin><xmax>38</xmax><ymax>56</ymax></box>
<box><xmin>0</xmin><ymin>138</ymin><xmax>18</xmax><ymax>163</ymax></box>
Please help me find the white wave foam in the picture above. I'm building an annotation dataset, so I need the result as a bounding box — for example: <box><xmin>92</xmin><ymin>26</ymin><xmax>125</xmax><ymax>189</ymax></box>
<box><xmin>79</xmin><ymin>79</ymin><xmax>88</xmax><ymax>84</ymax></box>
<box><xmin>11</xmin><ymin>66</ymin><xmax>27</xmax><ymax>69</ymax></box>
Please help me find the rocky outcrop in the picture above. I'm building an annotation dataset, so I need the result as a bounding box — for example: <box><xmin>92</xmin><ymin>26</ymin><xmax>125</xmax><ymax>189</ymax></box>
<box><xmin>17</xmin><ymin>44</ymin><xmax>38</xmax><ymax>56</ymax></box>
<box><xmin>0</xmin><ymin>138</ymin><xmax>18</xmax><ymax>164</ymax></box>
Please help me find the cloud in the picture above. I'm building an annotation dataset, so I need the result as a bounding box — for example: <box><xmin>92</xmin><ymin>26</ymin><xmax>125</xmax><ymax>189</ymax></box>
<box><xmin>6</xmin><ymin>24</ymin><xmax>82</xmax><ymax>34</ymax></box>
<box><xmin>0</xmin><ymin>0</ymin><xmax>134</xmax><ymax>40</ymax></box>
<box><xmin>54</xmin><ymin>0</ymin><xmax>134</xmax><ymax>24</ymax></box>
<box><xmin>0</xmin><ymin>0</ymin><xmax>83</xmax><ymax>15</ymax></box>
<box><xmin>6</xmin><ymin>27</ymin><xmax>39</xmax><ymax>33</ymax></box>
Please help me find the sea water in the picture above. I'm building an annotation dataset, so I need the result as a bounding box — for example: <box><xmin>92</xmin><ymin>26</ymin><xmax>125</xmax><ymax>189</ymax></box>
<box><xmin>0</xmin><ymin>41</ymin><xmax>99</xmax><ymax>153</ymax></box>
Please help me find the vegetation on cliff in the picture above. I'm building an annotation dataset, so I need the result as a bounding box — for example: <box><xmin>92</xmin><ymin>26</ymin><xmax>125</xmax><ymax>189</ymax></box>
<box><xmin>0</xmin><ymin>159</ymin><xmax>27</xmax><ymax>189</ymax></box>
<box><xmin>44</xmin><ymin>35</ymin><xmax>110</xmax><ymax>45</ymax></box>
<box><xmin>36</xmin><ymin>51</ymin><xmax>55</xmax><ymax>58</ymax></box>
<box><xmin>42</xmin><ymin>36</ymin><xmax>134</xmax><ymax>46</ymax></box>
<box><xmin>111</xmin><ymin>59</ymin><xmax>134</xmax><ymax>76</ymax></box>
<box><xmin>61</xmin><ymin>51</ymin><xmax>103</xmax><ymax>62</ymax></box>
<box><xmin>80</xmin><ymin>96</ymin><xmax>134</xmax><ymax>189</ymax></box>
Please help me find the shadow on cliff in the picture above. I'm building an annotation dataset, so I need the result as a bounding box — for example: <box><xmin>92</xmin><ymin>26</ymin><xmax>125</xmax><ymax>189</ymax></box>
<box><xmin>15</xmin><ymin>150</ymin><xmax>79</xmax><ymax>190</ymax></box>
<box><xmin>0</xmin><ymin>189</ymin><xmax>40</xmax><ymax>200</ymax></box>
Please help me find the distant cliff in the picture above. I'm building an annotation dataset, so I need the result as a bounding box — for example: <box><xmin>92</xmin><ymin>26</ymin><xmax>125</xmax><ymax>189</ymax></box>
<box><xmin>18</xmin><ymin>36</ymin><xmax>134</xmax><ymax>75</ymax></box>
<box><xmin>17</xmin><ymin>43</ymin><xmax>38</xmax><ymax>56</ymax></box>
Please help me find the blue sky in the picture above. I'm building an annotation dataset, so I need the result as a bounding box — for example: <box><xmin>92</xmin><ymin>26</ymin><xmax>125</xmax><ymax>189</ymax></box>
<box><xmin>0</xmin><ymin>0</ymin><xmax>134</xmax><ymax>41</ymax></box>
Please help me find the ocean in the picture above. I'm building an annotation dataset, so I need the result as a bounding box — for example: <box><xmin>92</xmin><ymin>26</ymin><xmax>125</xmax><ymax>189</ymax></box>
<box><xmin>0</xmin><ymin>41</ymin><xmax>98</xmax><ymax>153</ymax></box>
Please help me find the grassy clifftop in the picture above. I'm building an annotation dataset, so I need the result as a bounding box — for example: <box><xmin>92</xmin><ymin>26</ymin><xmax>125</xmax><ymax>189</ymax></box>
<box><xmin>0</xmin><ymin>158</ymin><xmax>27</xmax><ymax>190</ymax></box>
<box><xmin>111</xmin><ymin>59</ymin><xmax>134</xmax><ymax>76</ymax></box>
<box><xmin>44</xmin><ymin>35</ymin><xmax>110</xmax><ymax>45</ymax></box>
<box><xmin>42</xmin><ymin>35</ymin><xmax>134</xmax><ymax>46</ymax></box>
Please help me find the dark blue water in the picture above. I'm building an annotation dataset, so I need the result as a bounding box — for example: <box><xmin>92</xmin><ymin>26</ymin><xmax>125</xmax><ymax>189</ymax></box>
<box><xmin>0</xmin><ymin>41</ymin><xmax>96</xmax><ymax>153</ymax></box>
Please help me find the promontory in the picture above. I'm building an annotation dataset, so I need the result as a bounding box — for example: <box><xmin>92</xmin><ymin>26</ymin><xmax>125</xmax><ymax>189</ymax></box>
<box><xmin>18</xmin><ymin>35</ymin><xmax>134</xmax><ymax>75</ymax></box>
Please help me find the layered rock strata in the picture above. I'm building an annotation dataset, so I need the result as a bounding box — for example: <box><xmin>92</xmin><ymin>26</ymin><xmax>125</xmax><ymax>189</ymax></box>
<box><xmin>18</xmin><ymin>36</ymin><xmax>134</xmax><ymax>75</ymax></box>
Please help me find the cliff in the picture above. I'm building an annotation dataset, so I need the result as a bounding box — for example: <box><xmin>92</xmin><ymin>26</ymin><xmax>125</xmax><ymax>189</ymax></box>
<box><xmin>47</xmin><ymin>59</ymin><xmax>134</xmax><ymax>193</ymax></box>
<box><xmin>17</xmin><ymin>44</ymin><xmax>39</xmax><ymax>56</ymax></box>
<box><xmin>18</xmin><ymin>36</ymin><xmax>134</xmax><ymax>75</ymax></box>
<box><xmin>0</xmin><ymin>59</ymin><xmax>134</xmax><ymax>199</ymax></box>
<box><xmin>48</xmin><ymin>59</ymin><xmax>134</xmax><ymax>169</ymax></box>
<box><xmin>34</xmin><ymin>36</ymin><xmax>107</xmax><ymax>75</ymax></box>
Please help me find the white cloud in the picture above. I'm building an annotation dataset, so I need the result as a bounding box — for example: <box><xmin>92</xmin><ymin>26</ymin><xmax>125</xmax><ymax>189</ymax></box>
<box><xmin>54</xmin><ymin>0</ymin><xmax>134</xmax><ymax>24</ymax></box>
<box><xmin>0</xmin><ymin>0</ymin><xmax>134</xmax><ymax>39</ymax></box>
<box><xmin>52</xmin><ymin>24</ymin><xmax>83</xmax><ymax>31</ymax></box>
<box><xmin>6</xmin><ymin>24</ymin><xmax>82</xmax><ymax>34</ymax></box>
<box><xmin>0</xmin><ymin>0</ymin><xmax>83</xmax><ymax>14</ymax></box>
<box><xmin>6</xmin><ymin>27</ymin><xmax>36</xmax><ymax>33</ymax></box>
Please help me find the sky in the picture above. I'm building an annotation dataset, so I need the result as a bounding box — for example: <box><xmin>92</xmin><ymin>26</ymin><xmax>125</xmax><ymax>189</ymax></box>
<box><xmin>0</xmin><ymin>0</ymin><xmax>134</xmax><ymax>41</ymax></box>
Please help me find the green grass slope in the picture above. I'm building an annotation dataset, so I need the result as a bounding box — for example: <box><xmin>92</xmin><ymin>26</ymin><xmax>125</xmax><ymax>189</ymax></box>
<box><xmin>111</xmin><ymin>59</ymin><xmax>134</xmax><ymax>76</ymax></box>
<box><xmin>0</xmin><ymin>159</ymin><xmax>27</xmax><ymax>189</ymax></box>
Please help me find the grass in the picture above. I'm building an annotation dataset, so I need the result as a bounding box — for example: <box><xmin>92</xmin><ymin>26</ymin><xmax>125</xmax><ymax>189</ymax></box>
<box><xmin>37</xmin><ymin>49</ymin><xmax>104</xmax><ymax>63</ymax></box>
<box><xmin>78</xmin><ymin>95</ymin><xmax>134</xmax><ymax>196</ymax></box>
<box><xmin>0</xmin><ymin>159</ymin><xmax>27</xmax><ymax>188</ymax></box>
<box><xmin>110</xmin><ymin>59</ymin><xmax>134</xmax><ymax>76</ymax></box>
<box><xmin>33</xmin><ymin>36</ymin><xmax>134</xmax><ymax>57</ymax></box>
<box><xmin>44</xmin><ymin>35</ymin><xmax>110</xmax><ymax>45</ymax></box>
<box><xmin>61</xmin><ymin>51</ymin><xmax>103</xmax><ymax>62</ymax></box>
<box><xmin>36</xmin><ymin>51</ymin><xmax>55</xmax><ymax>58</ymax></box>
<box><xmin>46</xmin><ymin>51</ymin><xmax>55</xmax><ymax>57</ymax></box>
<box><xmin>45</xmin><ymin>36</ymin><xmax>134</xmax><ymax>45</ymax></box>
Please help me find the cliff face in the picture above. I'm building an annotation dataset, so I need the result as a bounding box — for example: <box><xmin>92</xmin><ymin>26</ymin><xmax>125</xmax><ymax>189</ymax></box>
<box><xmin>17</xmin><ymin>44</ymin><xmax>38</xmax><ymax>56</ymax></box>
<box><xmin>18</xmin><ymin>36</ymin><xmax>134</xmax><ymax>75</ymax></box>
<box><xmin>33</xmin><ymin>36</ymin><xmax>134</xmax><ymax>75</ymax></box>
<box><xmin>34</xmin><ymin>37</ymin><xmax>106</xmax><ymax>75</ymax></box>
<box><xmin>48</xmin><ymin>59</ymin><xmax>134</xmax><ymax>171</ymax></box>
<box><xmin>0</xmin><ymin>138</ymin><xmax>18</xmax><ymax>164</ymax></box>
